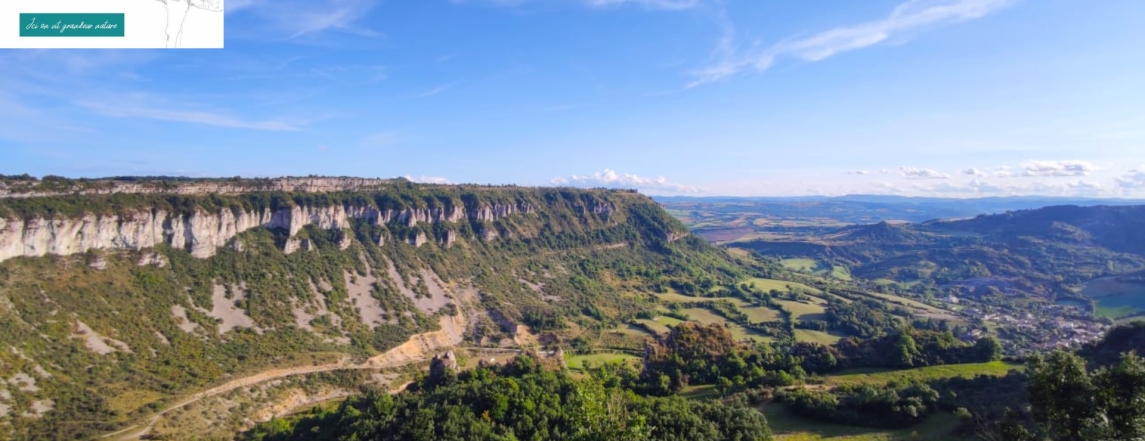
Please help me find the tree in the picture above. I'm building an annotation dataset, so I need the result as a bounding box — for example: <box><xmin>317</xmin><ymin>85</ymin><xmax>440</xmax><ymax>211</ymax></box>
<box><xmin>1024</xmin><ymin>350</ymin><xmax>1145</xmax><ymax>441</ymax></box>
<box><xmin>893</xmin><ymin>333</ymin><xmax>919</xmax><ymax>368</ymax></box>
<box><xmin>973</xmin><ymin>337</ymin><xmax>1003</xmax><ymax>362</ymax></box>
<box><xmin>1026</xmin><ymin>351</ymin><xmax>1097</xmax><ymax>441</ymax></box>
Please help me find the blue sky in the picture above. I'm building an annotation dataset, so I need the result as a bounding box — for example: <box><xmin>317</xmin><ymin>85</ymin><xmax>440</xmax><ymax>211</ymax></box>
<box><xmin>3</xmin><ymin>0</ymin><xmax>1145</xmax><ymax>197</ymax></box>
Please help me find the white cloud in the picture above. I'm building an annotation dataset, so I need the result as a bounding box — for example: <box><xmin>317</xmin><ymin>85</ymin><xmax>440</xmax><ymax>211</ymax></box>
<box><xmin>920</xmin><ymin>179</ymin><xmax>1007</xmax><ymax>194</ymax></box>
<box><xmin>900</xmin><ymin>167</ymin><xmax>951</xmax><ymax>180</ymax></box>
<box><xmin>240</xmin><ymin>0</ymin><xmax>379</xmax><ymax>38</ymax></box>
<box><xmin>962</xmin><ymin>168</ymin><xmax>987</xmax><ymax>177</ymax></box>
<box><xmin>77</xmin><ymin>100</ymin><xmax>302</xmax><ymax>131</ymax></box>
<box><xmin>453</xmin><ymin>0</ymin><xmax>704</xmax><ymax>9</ymax></box>
<box><xmin>552</xmin><ymin>169</ymin><xmax>702</xmax><ymax>194</ymax></box>
<box><xmin>848</xmin><ymin>168</ymin><xmax>892</xmax><ymax>175</ymax></box>
<box><xmin>914</xmin><ymin>178</ymin><xmax>1112</xmax><ymax>197</ymax></box>
<box><xmin>363</xmin><ymin>132</ymin><xmax>401</xmax><ymax>147</ymax></box>
<box><xmin>586</xmin><ymin>0</ymin><xmax>704</xmax><ymax>10</ymax></box>
<box><xmin>403</xmin><ymin>175</ymin><xmax>452</xmax><ymax>184</ymax></box>
<box><xmin>226</xmin><ymin>0</ymin><xmax>259</xmax><ymax>13</ymax></box>
<box><xmin>1068</xmin><ymin>180</ymin><xmax>1102</xmax><ymax>190</ymax></box>
<box><xmin>1021</xmin><ymin>160</ymin><xmax>1096</xmax><ymax>177</ymax></box>
<box><xmin>690</xmin><ymin>0</ymin><xmax>1014</xmax><ymax>86</ymax></box>
<box><xmin>417</xmin><ymin>82</ymin><xmax>460</xmax><ymax>98</ymax></box>
<box><xmin>1116</xmin><ymin>167</ymin><xmax>1145</xmax><ymax>189</ymax></box>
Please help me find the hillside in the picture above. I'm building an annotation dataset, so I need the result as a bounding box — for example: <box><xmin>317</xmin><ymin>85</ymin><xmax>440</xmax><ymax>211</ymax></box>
<box><xmin>658</xmin><ymin>195</ymin><xmax>1145</xmax><ymax>244</ymax></box>
<box><xmin>731</xmin><ymin>205</ymin><xmax>1145</xmax><ymax>300</ymax></box>
<box><xmin>0</xmin><ymin>177</ymin><xmax>742</xmax><ymax>439</ymax></box>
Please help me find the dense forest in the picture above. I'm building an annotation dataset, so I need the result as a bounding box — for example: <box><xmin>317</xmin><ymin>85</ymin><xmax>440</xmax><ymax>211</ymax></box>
<box><xmin>247</xmin><ymin>321</ymin><xmax>1145</xmax><ymax>441</ymax></box>
<box><xmin>243</xmin><ymin>354</ymin><xmax>772</xmax><ymax>441</ymax></box>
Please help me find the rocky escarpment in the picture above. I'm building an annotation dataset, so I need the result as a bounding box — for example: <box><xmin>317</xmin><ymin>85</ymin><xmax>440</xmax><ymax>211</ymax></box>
<box><xmin>0</xmin><ymin>177</ymin><xmax>393</xmax><ymax>199</ymax></box>
<box><xmin>0</xmin><ymin>202</ymin><xmax>537</xmax><ymax>264</ymax></box>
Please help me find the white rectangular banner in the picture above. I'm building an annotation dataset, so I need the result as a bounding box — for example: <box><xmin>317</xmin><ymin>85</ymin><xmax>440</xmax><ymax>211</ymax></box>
<box><xmin>2</xmin><ymin>0</ymin><xmax>224</xmax><ymax>48</ymax></box>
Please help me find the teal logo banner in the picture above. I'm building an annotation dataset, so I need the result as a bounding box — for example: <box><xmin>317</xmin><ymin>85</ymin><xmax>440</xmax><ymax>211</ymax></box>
<box><xmin>20</xmin><ymin>13</ymin><xmax>125</xmax><ymax>37</ymax></box>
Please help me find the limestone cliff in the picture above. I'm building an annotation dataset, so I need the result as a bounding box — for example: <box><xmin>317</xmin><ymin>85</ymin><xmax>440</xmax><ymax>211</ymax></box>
<box><xmin>0</xmin><ymin>177</ymin><xmax>686</xmax><ymax>265</ymax></box>
<box><xmin>0</xmin><ymin>202</ymin><xmax>535</xmax><ymax>263</ymax></box>
<box><xmin>0</xmin><ymin>177</ymin><xmax>392</xmax><ymax>199</ymax></box>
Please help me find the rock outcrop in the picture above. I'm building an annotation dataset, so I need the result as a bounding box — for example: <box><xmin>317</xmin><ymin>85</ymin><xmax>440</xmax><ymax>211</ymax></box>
<box><xmin>0</xmin><ymin>177</ymin><xmax>392</xmax><ymax>199</ymax></box>
<box><xmin>0</xmin><ymin>202</ymin><xmax>537</xmax><ymax>264</ymax></box>
<box><xmin>428</xmin><ymin>350</ymin><xmax>460</xmax><ymax>382</ymax></box>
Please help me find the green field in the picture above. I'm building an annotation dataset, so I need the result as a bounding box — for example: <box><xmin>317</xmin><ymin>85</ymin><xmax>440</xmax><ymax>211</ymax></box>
<box><xmin>775</xmin><ymin>299</ymin><xmax>827</xmax><ymax>321</ymax></box>
<box><xmin>764</xmin><ymin>404</ymin><xmax>962</xmax><ymax>441</ymax></box>
<box><xmin>794</xmin><ymin>329</ymin><xmax>846</xmax><ymax>345</ymax></box>
<box><xmin>565</xmin><ymin>353</ymin><xmax>639</xmax><ymax>372</ymax></box>
<box><xmin>1094</xmin><ymin>295</ymin><xmax>1145</xmax><ymax>319</ymax></box>
<box><xmin>680</xmin><ymin>384</ymin><xmax>719</xmax><ymax>400</ymax></box>
<box><xmin>635</xmin><ymin>316</ymin><xmax>684</xmax><ymax>334</ymax></box>
<box><xmin>652</xmin><ymin>291</ymin><xmax>708</xmax><ymax>303</ymax></box>
<box><xmin>748</xmin><ymin>277</ymin><xmax>823</xmax><ymax>295</ymax></box>
<box><xmin>1084</xmin><ymin>277</ymin><xmax>1145</xmax><ymax>319</ymax></box>
<box><xmin>781</xmin><ymin>259</ymin><xmax>852</xmax><ymax>281</ymax></box>
<box><xmin>825</xmin><ymin>361</ymin><xmax>1022</xmax><ymax>387</ymax></box>
<box><xmin>723</xmin><ymin>298</ymin><xmax>784</xmax><ymax>323</ymax></box>
<box><xmin>783</xmin><ymin>258</ymin><xmax>820</xmax><ymax>272</ymax></box>
<box><xmin>614</xmin><ymin>323</ymin><xmax>656</xmax><ymax>337</ymax></box>
<box><xmin>863</xmin><ymin>292</ymin><xmax>962</xmax><ymax>322</ymax></box>
<box><xmin>682</xmin><ymin>307</ymin><xmax>771</xmax><ymax>342</ymax></box>
<box><xmin>743</xmin><ymin>305</ymin><xmax>783</xmax><ymax>323</ymax></box>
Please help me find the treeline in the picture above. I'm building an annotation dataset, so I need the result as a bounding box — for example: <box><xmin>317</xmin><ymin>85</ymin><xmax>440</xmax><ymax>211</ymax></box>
<box><xmin>242</xmin><ymin>354</ymin><xmax>772</xmax><ymax>441</ymax></box>
<box><xmin>819</xmin><ymin>299</ymin><xmax>905</xmax><ymax>339</ymax></box>
<box><xmin>638</xmin><ymin>323</ymin><xmax>1003</xmax><ymax>396</ymax></box>
<box><xmin>779</xmin><ymin>381</ymin><xmax>940</xmax><ymax>429</ymax></box>
<box><xmin>834</xmin><ymin>330</ymin><xmax>1002</xmax><ymax>369</ymax></box>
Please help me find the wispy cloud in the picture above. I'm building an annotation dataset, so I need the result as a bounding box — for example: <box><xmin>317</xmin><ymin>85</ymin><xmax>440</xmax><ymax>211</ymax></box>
<box><xmin>552</xmin><ymin>169</ymin><xmax>702</xmax><ymax>194</ymax></box>
<box><xmin>237</xmin><ymin>0</ymin><xmax>380</xmax><ymax>39</ymax></box>
<box><xmin>403</xmin><ymin>175</ymin><xmax>452</xmax><ymax>184</ymax></box>
<box><xmin>227</xmin><ymin>0</ymin><xmax>260</xmax><ymax>13</ymax></box>
<box><xmin>586</xmin><ymin>0</ymin><xmax>705</xmax><ymax>10</ymax></box>
<box><xmin>915</xmin><ymin>178</ymin><xmax>1107</xmax><ymax>197</ymax></box>
<box><xmin>900</xmin><ymin>166</ymin><xmax>951</xmax><ymax>180</ymax></box>
<box><xmin>362</xmin><ymin>132</ymin><xmax>402</xmax><ymax>147</ymax></box>
<box><xmin>690</xmin><ymin>0</ymin><xmax>1015</xmax><ymax>86</ymax></box>
<box><xmin>1116</xmin><ymin>167</ymin><xmax>1145</xmax><ymax>189</ymax></box>
<box><xmin>848</xmin><ymin>168</ymin><xmax>892</xmax><ymax>175</ymax></box>
<box><xmin>1021</xmin><ymin>160</ymin><xmax>1096</xmax><ymax>177</ymax></box>
<box><xmin>77</xmin><ymin>100</ymin><xmax>302</xmax><ymax>131</ymax></box>
<box><xmin>417</xmin><ymin>82</ymin><xmax>460</xmax><ymax>98</ymax></box>
<box><xmin>452</xmin><ymin>0</ymin><xmax>705</xmax><ymax>10</ymax></box>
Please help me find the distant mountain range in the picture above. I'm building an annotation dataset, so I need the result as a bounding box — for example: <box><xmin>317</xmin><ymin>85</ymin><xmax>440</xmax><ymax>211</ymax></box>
<box><xmin>656</xmin><ymin>195</ymin><xmax>1145</xmax><ymax>226</ymax></box>
<box><xmin>729</xmin><ymin>204</ymin><xmax>1145</xmax><ymax>300</ymax></box>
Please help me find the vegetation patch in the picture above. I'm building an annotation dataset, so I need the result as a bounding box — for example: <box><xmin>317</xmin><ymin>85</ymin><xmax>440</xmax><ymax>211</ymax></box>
<box><xmin>775</xmin><ymin>299</ymin><xmax>827</xmax><ymax>321</ymax></box>
<box><xmin>824</xmin><ymin>361</ymin><xmax>1022</xmax><ymax>387</ymax></box>
<box><xmin>565</xmin><ymin>353</ymin><xmax>639</xmax><ymax>373</ymax></box>
<box><xmin>782</xmin><ymin>259</ymin><xmax>819</xmax><ymax>272</ymax></box>
<box><xmin>748</xmin><ymin>278</ymin><xmax>823</xmax><ymax>295</ymax></box>
<box><xmin>682</xmin><ymin>307</ymin><xmax>770</xmax><ymax>342</ymax></box>
<box><xmin>794</xmin><ymin>329</ymin><xmax>845</xmax><ymax>345</ymax></box>
<box><xmin>1094</xmin><ymin>295</ymin><xmax>1145</xmax><ymax>319</ymax></box>
<box><xmin>763</xmin><ymin>404</ymin><xmax>962</xmax><ymax>441</ymax></box>
<box><xmin>1084</xmin><ymin>276</ymin><xmax>1145</xmax><ymax>319</ymax></box>
<box><xmin>782</xmin><ymin>258</ymin><xmax>853</xmax><ymax>281</ymax></box>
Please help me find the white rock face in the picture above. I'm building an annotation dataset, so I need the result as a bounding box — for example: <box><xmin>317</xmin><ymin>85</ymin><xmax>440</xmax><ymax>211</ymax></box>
<box><xmin>0</xmin><ymin>177</ymin><xmax>391</xmax><ymax>199</ymax></box>
<box><xmin>0</xmin><ymin>202</ymin><xmax>536</xmax><ymax>264</ymax></box>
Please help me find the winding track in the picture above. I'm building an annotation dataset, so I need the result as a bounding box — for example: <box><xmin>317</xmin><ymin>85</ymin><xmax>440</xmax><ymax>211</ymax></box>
<box><xmin>98</xmin><ymin>315</ymin><xmax>510</xmax><ymax>440</ymax></box>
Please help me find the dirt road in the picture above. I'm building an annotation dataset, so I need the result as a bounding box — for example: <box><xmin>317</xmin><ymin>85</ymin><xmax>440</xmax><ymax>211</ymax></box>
<box><xmin>100</xmin><ymin>314</ymin><xmax>470</xmax><ymax>440</ymax></box>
